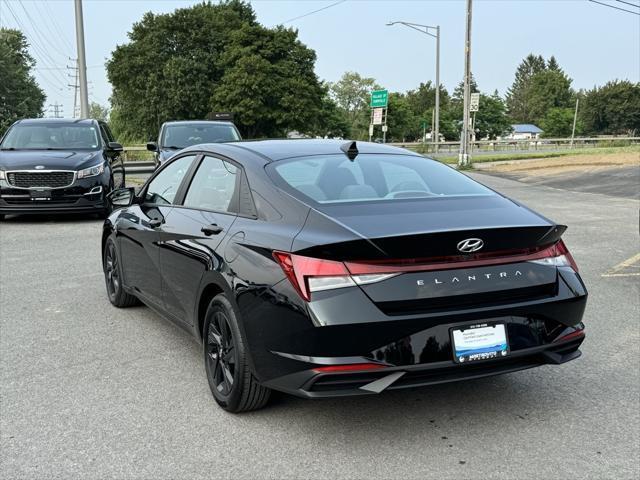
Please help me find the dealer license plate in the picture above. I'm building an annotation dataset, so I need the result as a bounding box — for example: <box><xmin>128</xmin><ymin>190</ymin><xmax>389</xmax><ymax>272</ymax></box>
<box><xmin>451</xmin><ymin>323</ymin><xmax>509</xmax><ymax>363</ymax></box>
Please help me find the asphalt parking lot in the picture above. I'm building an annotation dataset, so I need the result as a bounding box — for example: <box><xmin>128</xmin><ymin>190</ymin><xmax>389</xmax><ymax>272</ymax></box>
<box><xmin>0</xmin><ymin>172</ymin><xmax>638</xmax><ymax>479</ymax></box>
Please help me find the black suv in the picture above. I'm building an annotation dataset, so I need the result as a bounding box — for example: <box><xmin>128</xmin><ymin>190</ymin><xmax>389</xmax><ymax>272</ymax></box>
<box><xmin>0</xmin><ymin>118</ymin><xmax>125</xmax><ymax>219</ymax></box>
<box><xmin>146</xmin><ymin>119</ymin><xmax>241</xmax><ymax>168</ymax></box>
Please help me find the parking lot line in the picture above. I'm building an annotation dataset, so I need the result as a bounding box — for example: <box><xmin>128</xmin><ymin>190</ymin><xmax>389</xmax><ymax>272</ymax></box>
<box><xmin>602</xmin><ymin>252</ymin><xmax>640</xmax><ymax>277</ymax></box>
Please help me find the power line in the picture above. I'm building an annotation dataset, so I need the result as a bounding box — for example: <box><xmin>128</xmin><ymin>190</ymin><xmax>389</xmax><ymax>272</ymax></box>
<box><xmin>32</xmin><ymin>0</ymin><xmax>75</xmax><ymax>54</ymax></box>
<box><xmin>588</xmin><ymin>0</ymin><xmax>640</xmax><ymax>15</ymax></box>
<box><xmin>614</xmin><ymin>0</ymin><xmax>640</xmax><ymax>8</ymax></box>
<box><xmin>3</xmin><ymin>2</ymin><xmax>68</xmax><ymax>90</ymax></box>
<box><xmin>15</xmin><ymin>0</ymin><xmax>71</xmax><ymax>59</ymax></box>
<box><xmin>282</xmin><ymin>1</ymin><xmax>347</xmax><ymax>25</ymax></box>
<box><xmin>40</xmin><ymin>0</ymin><xmax>76</xmax><ymax>52</ymax></box>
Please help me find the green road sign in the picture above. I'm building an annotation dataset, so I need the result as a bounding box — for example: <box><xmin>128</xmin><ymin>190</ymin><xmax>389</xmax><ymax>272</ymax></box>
<box><xmin>370</xmin><ymin>89</ymin><xmax>388</xmax><ymax>108</ymax></box>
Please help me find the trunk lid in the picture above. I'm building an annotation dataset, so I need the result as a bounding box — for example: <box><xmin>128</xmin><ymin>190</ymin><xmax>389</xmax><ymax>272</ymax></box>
<box><xmin>293</xmin><ymin>195</ymin><xmax>564</xmax><ymax>260</ymax></box>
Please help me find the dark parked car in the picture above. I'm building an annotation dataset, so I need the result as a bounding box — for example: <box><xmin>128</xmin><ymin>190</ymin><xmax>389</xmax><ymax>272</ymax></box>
<box><xmin>146</xmin><ymin>120</ymin><xmax>241</xmax><ymax>168</ymax></box>
<box><xmin>0</xmin><ymin>118</ymin><xmax>125</xmax><ymax>219</ymax></box>
<box><xmin>102</xmin><ymin>140</ymin><xmax>587</xmax><ymax>412</ymax></box>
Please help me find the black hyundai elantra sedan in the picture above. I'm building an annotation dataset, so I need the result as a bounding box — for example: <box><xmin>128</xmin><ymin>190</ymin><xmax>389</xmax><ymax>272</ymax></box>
<box><xmin>0</xmin><ymin>118</ymin><xmax>125</xmax><ymax>219</ymax></box>
<box><xmin>102</xmin><ymin>139</ymin><xmax>587</xmax><ymax>412</ymax></box>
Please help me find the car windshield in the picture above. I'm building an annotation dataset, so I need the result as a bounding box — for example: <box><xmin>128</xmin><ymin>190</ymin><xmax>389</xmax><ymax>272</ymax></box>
<box><xmin>267</xmin><ymin>153</ymin><xmax>494</xmax><ymax>204</ymax></box>
<box><xmin>0</xmin><ymin>124</ymin><xmax>101</xmax><ymax>150</ymax></box>
<box><xmin>162</xmin><ymin>123</ymin><xmax>240</xmax><ymax>148</ymax></box>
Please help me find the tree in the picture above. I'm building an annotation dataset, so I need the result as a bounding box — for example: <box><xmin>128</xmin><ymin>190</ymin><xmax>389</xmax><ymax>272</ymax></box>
<box><xmin>107</xmin><ymin>1</ymin><xmax>329</xmax><ymax>140</ymax></box>
<box><xmin>580</xmin><ymin>80</ymin><xmax>640</xmax><ymax>135</ymax></box>
<box><xmin>527</xmin><ymin>68</ymin><xmax>574</xmax><ymax>125</ymax></box>
<box><xmin>386</xmin><ymin>92</ymin><xmax>418</xmax><ymax>142</ymax></box>
<box><xmin>89</xmin><ymin>102</ymin><xmax>109</xmax><ymax>121</ymax></box>
<box><xmin>540</xmin><ymin>107</ymin><xmax>581</xmax><ymax>137</ymax></box>
<box><xmin>329</xmin><ymin>71</ymin><xmax>380</xmax><ymax>139</ymax></box>
<box><xmin>474</xmin><ymin>91</ymin><xmax>512</xmax><ymax>140</ymax></box>
<box><xmin>0</xmin><ymin>28</ymin><xmax>45</xmax><ymax>135</ymax></box>
<box><xmin>505</xmin><ymin>54</ymin><xmax>547</xmax><ymax>123</ymax></box>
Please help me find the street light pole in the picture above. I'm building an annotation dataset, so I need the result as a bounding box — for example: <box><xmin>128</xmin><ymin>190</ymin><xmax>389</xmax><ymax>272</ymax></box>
<box><xmin>74</xmin><ymin>0</ymin><xmax>89</xmax><ymax>118</ymax></box>
<box><xmin>387</xmin><ymin>21</ymin><xmax>440</xmax><ymax>154</ymax></box>
<box><xmin>459</xmin><ymin>0</ymin><xmax>473</xmax><ymax>167</ymax></box>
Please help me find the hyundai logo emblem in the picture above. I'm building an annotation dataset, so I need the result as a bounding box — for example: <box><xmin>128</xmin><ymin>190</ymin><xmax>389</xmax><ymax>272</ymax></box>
<box><xmin>457</xmin><ymin>238</ymin><xmax>484</xmax><ymax>253</ymax></box>
<box><xmin>34</xmin><ymin>165</ymin><xmax>46</xmax><ymax>170</ymax></box>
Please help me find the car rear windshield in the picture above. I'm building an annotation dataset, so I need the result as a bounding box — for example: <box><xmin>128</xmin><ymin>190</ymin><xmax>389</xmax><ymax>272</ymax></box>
<box><xmin>162</xmin><ymin>123</ymin><xmax>240</xmax><ymax>148</ymax></box>
<box><xmin>267</xmin><ymin>154</ymin><xmax>495</xmax><ymax>204</ymax></box>
<box><xmin>0</xmin><ymin>124</ymin><xmax>100</xmax><ymax>150</ymax></box>
<box><xmin>267</xmin><ymin>154</ymin><xmax>494</xmax><ymax>204</ymax></box>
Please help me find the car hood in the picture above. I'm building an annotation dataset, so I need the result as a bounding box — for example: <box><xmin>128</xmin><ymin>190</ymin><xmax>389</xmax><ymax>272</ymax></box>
<box><xmin>159</xmin><ymin>148</ymin><xmax>180</xmax><ymax>164</ymax></box>
<box><xmin>0</xmin><ymin>150</ymin><xmax>104</xmax><ymax>171</ymax></box>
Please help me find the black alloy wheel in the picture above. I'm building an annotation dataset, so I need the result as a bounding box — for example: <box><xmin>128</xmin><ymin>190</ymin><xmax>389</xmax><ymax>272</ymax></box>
<box><xmin>206</xmin><ymin>310</ymin><xmax>238</xmax><ymax>397</ymax></box>
<box><xmin>103</xmin><ymin>237</ymin><xmax>138</xmax><ymax>307</ymax></box>
<box><xmin>203</xmin><ymin>294</ymin><xmax>271</xmax><ymax>412</ymax></box>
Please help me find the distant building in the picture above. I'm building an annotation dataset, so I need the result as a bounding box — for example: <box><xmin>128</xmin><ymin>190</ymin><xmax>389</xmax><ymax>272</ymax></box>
<box><xmin>508</xmin><ymin>124</ymin><xmax>543</xmax><ymax>140</ymax></box>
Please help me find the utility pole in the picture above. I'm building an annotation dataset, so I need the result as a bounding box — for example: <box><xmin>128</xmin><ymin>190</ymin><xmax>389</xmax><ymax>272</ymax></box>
<box><xmin>459</xmin><ymin>0</ymin><xmax>473</xmax><ymax>167</ymax></box>
<box><xmin>67</xmin><ymin>59</ymin><xmax>80</xmax><ymax>118</ymax></box>
<box><xmin>570</xmin><ymin>97</ymin><xmax>579</xmax><ymax>149</ymax></box>
<box><xmin>434</xmin><ymin>25</ymin><xmax>440</xmax><ymax>153</ymax></box>
<box><xmin>49</xmin><ymin>103</ymin><xmax>63</xmax><ymax>118</ymax></box>
<box><xmin>74</xmin><ymin>0</ymin><xmax>89</xmax><ymax>118</ymax></box>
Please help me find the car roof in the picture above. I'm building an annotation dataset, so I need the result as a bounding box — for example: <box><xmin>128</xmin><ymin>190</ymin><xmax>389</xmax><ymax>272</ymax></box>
<box><xmin>15</xmin><ymin>118</ymin><xmax>97</xmax><ymax>125</ymax></box>
<box><xmin>192</xmin><ymin>139</ymin><xmax>422</xmax><ymax>163</ymax></box>
<box><xmin>163</xmin><ymin>120</ymin><xmax>236</xmax><ymax>127</ymax></box>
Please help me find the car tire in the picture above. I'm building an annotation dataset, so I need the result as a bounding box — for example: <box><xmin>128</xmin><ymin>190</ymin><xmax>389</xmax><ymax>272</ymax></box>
<box><xmin>0</xmin><ymin>214</ymin><xmax>4</xmax><ymax>221</ymax></box>
<box><xmin>203</xmin><ymin>294</ymin><xmax>271</xmax><ymax>413</ymax></box>
<box><xmin>103</xmin><ymin>237</ymin><xmax>139</xmax><ymax>307</ymax></box>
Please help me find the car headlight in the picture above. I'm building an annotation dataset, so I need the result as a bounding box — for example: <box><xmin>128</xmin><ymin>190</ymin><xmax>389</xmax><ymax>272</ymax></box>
<box><xmin>77</xmin><ymin>162</ymin><xmax>105</xmax><ymax>179</ymax></box>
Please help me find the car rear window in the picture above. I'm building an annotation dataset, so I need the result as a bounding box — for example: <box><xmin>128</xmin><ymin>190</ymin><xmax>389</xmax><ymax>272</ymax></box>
<box><xmin>267</xmin><ymin>154</ymin><xmax>494</xmax><ymax>204</ymax></box>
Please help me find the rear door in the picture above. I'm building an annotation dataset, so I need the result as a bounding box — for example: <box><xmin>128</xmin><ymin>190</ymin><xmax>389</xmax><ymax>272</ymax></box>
<box><xmin>116</xmin><ymin>154</ymin><xmax>198</xmax><ymax>308</ymax></box>
<box><xmin>158</xmin><ymin>155</ymin><xmax>241</xmax><ymax>324</ymax></box>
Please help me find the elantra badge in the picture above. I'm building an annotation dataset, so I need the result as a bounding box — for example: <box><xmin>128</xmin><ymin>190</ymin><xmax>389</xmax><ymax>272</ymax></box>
<box><xmin>34</xmin><ymin>165</ymin><xmax>46</xmax><ymax>170</ymax></box>
<box><xmin>457</xmin><ymin>238</ymin><xmax>484</xmax><ymax>253</ymax></box>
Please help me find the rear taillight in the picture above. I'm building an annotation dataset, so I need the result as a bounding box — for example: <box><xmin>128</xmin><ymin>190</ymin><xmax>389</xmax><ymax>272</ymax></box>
<box><xmin>273</xmin><ymin>240</ymin><xmax>578</xmax><ymax>302</ymax></box>
<box><xmin>530</xmin><ymin>240</ymin><xmax>579</xmax><ymax>272</ymax></box>
<box><xmin>272</xmin><ymin>251</ymin><xmax>398</xmax><ymax>301</ymax></box>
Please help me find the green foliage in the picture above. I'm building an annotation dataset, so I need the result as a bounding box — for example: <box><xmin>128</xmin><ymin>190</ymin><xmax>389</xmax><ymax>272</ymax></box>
<box><xmin>386</xmin><ymin>92</ymin><xmax>418</xmax><ymax>142</ymax></box>
<box><xmin>540</xmin><ymin>107</ymin><xmax>580</xmax><ymax>138</ymax></box>
<box><xmin>0</xmin><ymin>28</ymin><xmax>45</xmax><ymax>135</ymax></box>
<box><xmin>527</xmin><ymin>69</ymin><xmax>574</xmax><ymax>125</ymax></box>
<box><xmin>89</xmin><ymin>102</ymin><xmax>109</xmax><ymax>121</ymax></box>
<box><xmin>505</xmin><ymin>54</ymin><xmax>548</xmax><ymax>123</ymax></box>
<box><xmin>474</xmin><ymin>92</ymin><xmax>512</xmax><ymax>140</ymax></box>
<box><xmin>107</xmin><ymin>1</ymin><xmax>331</xmax><ymax>140</ymax></box>
<box><xmin>329</xmin><ymin>71</ymin><xmax>380</xmax><ymax>139</ymax></box>
<box><xmin>580</xmin><ymin>80</ymin><xmax>640</xmax><ymax>135</ymax></box>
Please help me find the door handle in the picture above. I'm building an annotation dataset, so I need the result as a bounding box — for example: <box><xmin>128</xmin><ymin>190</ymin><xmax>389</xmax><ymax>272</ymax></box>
<box><xmin>201</xmin><ymin>224</ymin><xmax>223</xmax><ymax>236</ymax></box>
<box><xmin>148</xmin><ymin>218</ymin><xmax>162</xmax><ymax>228</ymax></box>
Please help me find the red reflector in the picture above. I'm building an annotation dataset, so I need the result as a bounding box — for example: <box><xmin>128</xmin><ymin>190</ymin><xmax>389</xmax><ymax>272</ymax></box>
<box><xmin>313</xmin><ymin>363</ymin><xmax>387</xmax><ymax>373</ymax></box>
<box><xmin>554</xmin><ymin>328</ymin><xmax>585</xmax><ymax>343</ymax></box>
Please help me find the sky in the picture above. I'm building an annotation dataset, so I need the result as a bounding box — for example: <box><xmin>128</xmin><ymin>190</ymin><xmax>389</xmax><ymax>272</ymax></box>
<box><xmin>1</xmin><ymin>0</ymin><xmax>639</xmax><ymax>118</ymax></box>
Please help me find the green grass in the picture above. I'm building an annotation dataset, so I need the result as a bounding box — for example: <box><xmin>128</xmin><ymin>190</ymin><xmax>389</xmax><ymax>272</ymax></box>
<box><xmin>423</xmin><ymin>145</ymin><xmax>640</xmax><ymax>165</ymax></box>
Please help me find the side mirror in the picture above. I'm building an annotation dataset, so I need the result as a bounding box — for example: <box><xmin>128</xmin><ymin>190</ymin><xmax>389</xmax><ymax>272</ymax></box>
<box><xmin>108</xmin><ymin>142</ymin><xmax>124</xmax><ymax>152</ymax></box>
<box><xmin>108</xmin><ymin>187</ymin><xmax>136</xmax><ymax>208</ymax></box>
<box><xmin>146</xmin><ymin>141</ymin><xmax>158</xmax><ymax>152</ymax></box>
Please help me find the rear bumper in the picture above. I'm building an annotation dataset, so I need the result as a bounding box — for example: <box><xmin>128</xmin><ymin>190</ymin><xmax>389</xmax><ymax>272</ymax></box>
<box><xmin>237</xmin><ymin>267</ymin><xmax>588</xmax><ymax>398</ymax></box>
<box><xmin>263</xmin><ymin>333</ymin><xmax>584</xmax><ymax>398</ymax></box>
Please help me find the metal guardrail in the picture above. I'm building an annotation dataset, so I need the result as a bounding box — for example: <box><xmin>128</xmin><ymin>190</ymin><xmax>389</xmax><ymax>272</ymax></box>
<box><xmin>389</xmin><ymin>136</ymin><xmax>640</xmax><ymax>155</ymax></box>
<box><xmin>122</xmin><ymin>136</ymin><xmax>640</xmax><ymax>175</ymax></box>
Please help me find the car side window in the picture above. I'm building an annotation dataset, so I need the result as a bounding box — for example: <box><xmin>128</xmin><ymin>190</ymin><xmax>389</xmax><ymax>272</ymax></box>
<box><xmin>183</xmin><ymin>156</ymin><xmax>239</xmax><ymax>213</ymax></box>
<box><xmin>144</xmin><ymin>155</ymin><xmax>196</xmax><ymax>205</ymax></box>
